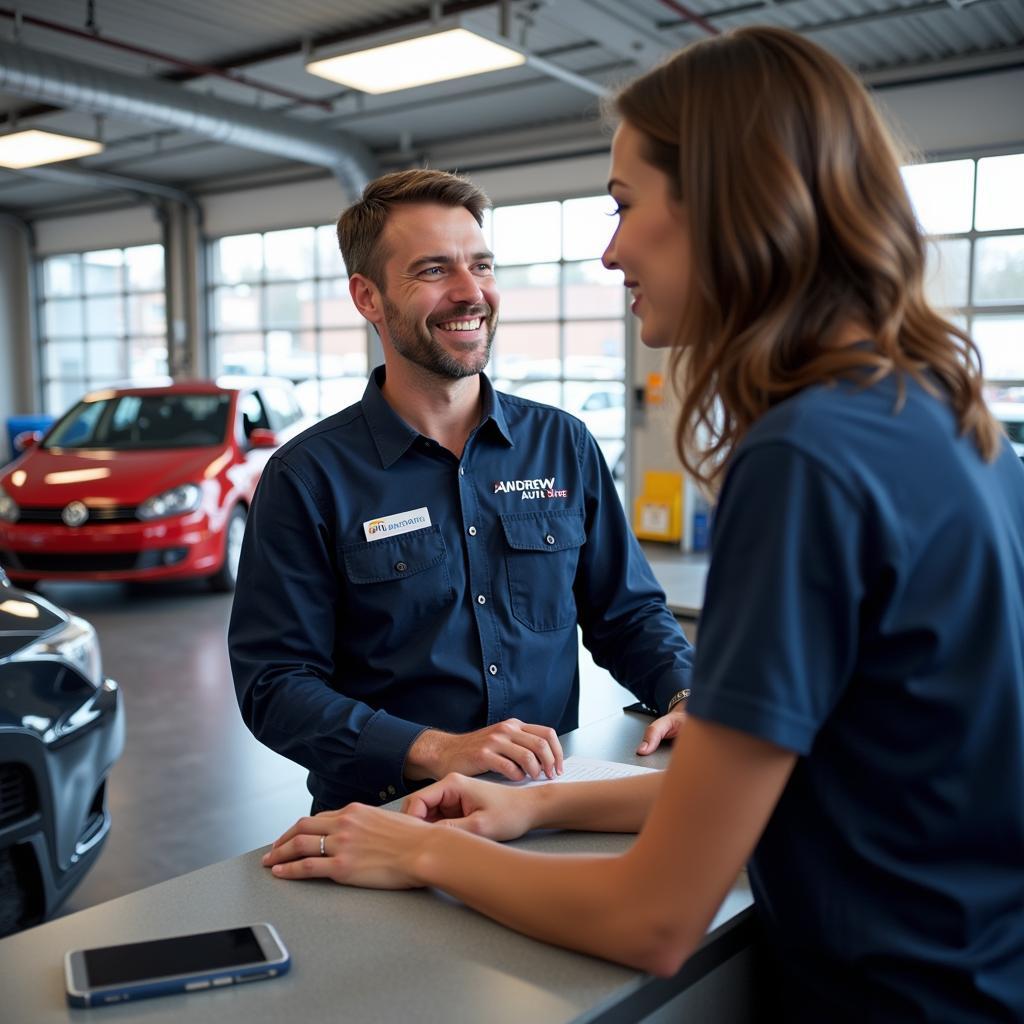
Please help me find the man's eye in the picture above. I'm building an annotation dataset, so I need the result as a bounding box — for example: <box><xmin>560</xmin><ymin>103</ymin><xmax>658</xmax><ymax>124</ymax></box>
<box><xmin>609</xmin><ymin>204</ymin><xmax>627</xmax><ymax>217</ymax></box>
<box><xmin>421</xmin><ymin>267</ymin><xmax>444</xmax><ymax>276</ymax></box>
<box><xmin>475</xmin><ymin>263</ymin><xmax>494</xmax><ymax>273</ymax></box>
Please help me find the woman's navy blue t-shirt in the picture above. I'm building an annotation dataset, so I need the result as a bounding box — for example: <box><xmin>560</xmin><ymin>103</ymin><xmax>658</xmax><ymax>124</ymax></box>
<box><xmin>688</xmin><ymin>373</ymin><xmax>1024</xmax><ymax>1021</ymax></box>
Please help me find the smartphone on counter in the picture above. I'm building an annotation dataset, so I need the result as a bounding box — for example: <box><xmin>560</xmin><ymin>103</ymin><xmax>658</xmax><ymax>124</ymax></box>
<box><xmin>64</xmin><ymin>922</ymin><xmax>290</xmax><ymax>1007</ymax></box>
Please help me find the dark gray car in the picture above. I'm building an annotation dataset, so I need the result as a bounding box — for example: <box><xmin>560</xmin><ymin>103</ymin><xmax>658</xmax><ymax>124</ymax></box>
<box><xmin>0</xmin><ymin>567</ymin><xmax>123</xmax><ymax>935</ymax></box>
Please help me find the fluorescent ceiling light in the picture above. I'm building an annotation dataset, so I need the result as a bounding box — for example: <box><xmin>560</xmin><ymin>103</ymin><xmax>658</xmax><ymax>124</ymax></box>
<box><xmin>306</xmin><ymin>26</ymin><xmax>526</xmax><ymax>94</ymax></box>
<box><xmin>0</xmin><ymin>129</ymin><xmax>104</xmax><ymax>169</ymax></box>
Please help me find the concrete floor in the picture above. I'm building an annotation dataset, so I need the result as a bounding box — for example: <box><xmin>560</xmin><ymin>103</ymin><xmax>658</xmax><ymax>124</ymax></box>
<box><xmin>39</xmin><ymin>579</ymin><xmax>684</xmax><ymax>918</ymax></box>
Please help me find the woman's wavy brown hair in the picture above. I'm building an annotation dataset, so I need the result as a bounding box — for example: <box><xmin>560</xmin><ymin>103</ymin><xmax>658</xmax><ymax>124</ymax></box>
<box><xmin>614</xmin><ymin>26</ymin><xmax>999</xmax><ymax>491</ymax></box>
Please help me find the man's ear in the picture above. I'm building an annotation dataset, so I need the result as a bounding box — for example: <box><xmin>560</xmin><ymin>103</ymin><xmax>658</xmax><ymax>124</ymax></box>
<box><xmin>349</xmin><ymin>273</ymin><xmax>384</xmax><ymax>326</ymax></box>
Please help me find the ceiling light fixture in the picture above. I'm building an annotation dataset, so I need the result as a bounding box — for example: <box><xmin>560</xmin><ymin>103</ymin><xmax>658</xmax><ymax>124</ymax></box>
<box><xmin>0</xmin><ymin>128</ymin><xmax>104</xmax><ymax>169</ymax></box>
<box><xmin>305</xmin><ymin>22</ymin><xmax>527</xmax><ymax>94</ymax></box>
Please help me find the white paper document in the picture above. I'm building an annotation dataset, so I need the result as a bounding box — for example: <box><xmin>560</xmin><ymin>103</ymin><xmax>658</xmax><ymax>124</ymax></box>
<box><xmin>496</xmin><ymin>755</ymin><xmax>660</xmax><ymax>788</ymax></box>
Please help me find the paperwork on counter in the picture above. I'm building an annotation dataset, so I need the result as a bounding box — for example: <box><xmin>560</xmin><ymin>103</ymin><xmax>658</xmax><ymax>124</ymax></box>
<box><xmin>499</xmin><ymin>755</ymin><xmax>661</xmax><ymax>788</ymax></box>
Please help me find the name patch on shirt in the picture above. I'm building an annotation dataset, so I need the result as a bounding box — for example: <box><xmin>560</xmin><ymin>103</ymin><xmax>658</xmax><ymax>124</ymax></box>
<box><xmin>493</xmin><ymin>476</ymin><xmax>569</xmax><ymax>501</ymax></box>
<box><xmin>363</xmin><ymin>506</ymin><xmax>431</xmax><ymax>541</ymax></box>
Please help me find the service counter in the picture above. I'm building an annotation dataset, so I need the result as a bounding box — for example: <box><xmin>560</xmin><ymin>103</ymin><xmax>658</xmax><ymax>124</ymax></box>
<box><xmin>0</xmin><ymin>711</ymin><xmax>759</xmax><ymax>1024</ymax></box>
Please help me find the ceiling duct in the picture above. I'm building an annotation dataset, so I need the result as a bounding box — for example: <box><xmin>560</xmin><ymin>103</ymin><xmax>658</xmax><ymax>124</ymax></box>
<box><xmin>0</xmin><ymin>39</ymin><xmax>376</xmax><ymax>197</ymax></box>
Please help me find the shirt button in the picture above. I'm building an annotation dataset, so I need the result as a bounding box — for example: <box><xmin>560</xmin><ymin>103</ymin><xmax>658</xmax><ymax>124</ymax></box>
<box><xmin>545</xmin><ymin>534</ymin><xmax>555</xmax><ymax>545</ymax></box>
<box><xmin>477</xmin><ymin>594</ymin><xmax>486</xmax><ymax>605</ymax></box>
<box><xmin>387</xmin><ymin>785</ymin><xmax>396</xmax><ymax>796</ymax></box>
<box><xmin>488</xmin><ymin>664</ymin><xmax>498</xmax><ymax>676</ymax></box>
<box><xmin>459</xmin><ymin>467</ymin><xmax>465</xmax><ymax>476</ymax></box>
<box><xmin>468</xmin><ymin>526</ymin><xmax>477</xmax><ymax>536</ymax></box>
<box><xmin>395</xmin><ymin>561</ymin><xmax>407</xmax><ymax>572</ymax></box>
<box><xmin>379</xmin><ymin>790</ymin><xmax>387</xmax><ymax>801</ymax></box>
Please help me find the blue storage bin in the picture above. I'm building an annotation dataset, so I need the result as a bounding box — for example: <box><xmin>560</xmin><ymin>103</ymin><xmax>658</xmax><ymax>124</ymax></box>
<box><xmin>6</xmin><ymin>415</ymin><xmax>55</xmax><ymax>463</ymax></box>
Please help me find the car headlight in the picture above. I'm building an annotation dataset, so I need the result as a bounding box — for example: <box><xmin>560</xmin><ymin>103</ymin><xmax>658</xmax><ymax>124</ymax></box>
<box><xmin>137</xmin><ymin>483</ymin><xmax>202</xmax><ymax>521</ymax></box>
<box><xmin>0</xmin><ymin>484</ymin><xmax>19</xmax><ymax>523</ymax></box>
<box><xmin>12</xmin><ymin>614</ymin><xmax>103</xmax><ymax>688</ymax></box>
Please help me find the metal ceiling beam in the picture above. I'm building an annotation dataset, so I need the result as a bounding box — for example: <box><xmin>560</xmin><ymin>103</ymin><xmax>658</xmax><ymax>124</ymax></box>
<box><xmin>0</xmin><ymin>39</ymin><xmax>376</xmax><ymax>199</ymax></box>
<box><xmin>536</xmin><ymin>0</ymin><xmax>670</xmax><ymax>69</ymax></box>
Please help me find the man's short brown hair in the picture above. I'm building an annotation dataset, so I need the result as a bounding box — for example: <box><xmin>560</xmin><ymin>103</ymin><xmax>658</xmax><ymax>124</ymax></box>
<box><xmin>336</xmin><ymin>169</ymin><xmax>490</xmax><ymax>288</ymax></box>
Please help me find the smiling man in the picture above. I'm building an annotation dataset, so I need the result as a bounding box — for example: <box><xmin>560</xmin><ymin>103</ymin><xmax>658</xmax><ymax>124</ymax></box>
<box><xmin>229</xmin><ymin>169</ymin><xmax>696</xmax><ymax>811</ymax></box>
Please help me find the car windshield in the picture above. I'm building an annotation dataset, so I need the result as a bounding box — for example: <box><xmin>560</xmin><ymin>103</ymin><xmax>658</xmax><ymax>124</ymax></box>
<box><xmin>44</xmin><ymin>394</ymin><xmax>231</xmax><ymax>450</ymax></box>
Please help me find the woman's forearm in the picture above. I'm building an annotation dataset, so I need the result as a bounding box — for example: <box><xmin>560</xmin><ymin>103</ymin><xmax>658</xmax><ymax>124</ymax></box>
<box><xmin>412</xmin><ymin>827</ymin><xmax>694</xmax><ymax>975</ymax></box>
<box><xmin>527</xmin><ymin>770</ymin><xmax>664</xmax><ymax>833</ymax></box>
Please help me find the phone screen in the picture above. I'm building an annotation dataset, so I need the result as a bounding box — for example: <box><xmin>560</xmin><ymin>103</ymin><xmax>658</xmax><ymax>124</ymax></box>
<box><xmin>83</xmin><ymin>927</ymin><xmax>267</xmax><ymax>986</ymax></box>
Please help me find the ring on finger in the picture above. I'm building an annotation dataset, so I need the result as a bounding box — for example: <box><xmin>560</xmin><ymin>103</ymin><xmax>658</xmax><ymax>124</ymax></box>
<box><xmin>319</xmin><ymin>834</ymin><xmax>327</xmax><ymax>857</ymax></box>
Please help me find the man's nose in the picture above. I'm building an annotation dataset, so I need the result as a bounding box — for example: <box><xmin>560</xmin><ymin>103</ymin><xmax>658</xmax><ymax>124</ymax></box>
<box><xmin>448</xmin><ymin>267</ymin><xmax>485</xmax><ymax>304</ymax></box>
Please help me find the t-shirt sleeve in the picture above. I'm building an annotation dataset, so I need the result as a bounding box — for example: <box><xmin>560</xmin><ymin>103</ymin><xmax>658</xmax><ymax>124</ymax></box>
<box><xmin>686</xmin><ymin>442</ymin><xmax>866</xmax><ymax>755</ymax></box>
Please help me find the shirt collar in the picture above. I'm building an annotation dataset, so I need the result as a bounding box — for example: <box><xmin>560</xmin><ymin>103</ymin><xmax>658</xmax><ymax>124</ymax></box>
<box><xmin>360</xmin><ymin>366</ymin><xmax>514</xmax><ymax>469</ymax></box>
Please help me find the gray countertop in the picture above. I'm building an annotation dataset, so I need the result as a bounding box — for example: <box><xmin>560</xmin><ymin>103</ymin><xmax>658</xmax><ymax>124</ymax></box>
<box><xmin>0</xmin><ymin>711</ymin><xmax>751</xmax><ymax>1024</ymax></box>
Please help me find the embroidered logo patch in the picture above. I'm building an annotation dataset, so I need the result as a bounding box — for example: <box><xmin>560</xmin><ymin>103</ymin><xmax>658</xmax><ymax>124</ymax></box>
<box><xmin>363</xmin><ymin>506</ymin><xmax>431</xmax><ymax>541</ymax></box>
<box><xmin>492</xmin><ymin>477</ymin><xmax>569</xmax><ymax>501</ymax></box>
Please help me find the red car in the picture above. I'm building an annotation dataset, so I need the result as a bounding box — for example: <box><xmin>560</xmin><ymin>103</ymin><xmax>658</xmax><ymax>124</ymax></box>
<box><xmin>0</xmin><ymin>379</ymin><xmax>314</xmax><ymax>590</ymax></box>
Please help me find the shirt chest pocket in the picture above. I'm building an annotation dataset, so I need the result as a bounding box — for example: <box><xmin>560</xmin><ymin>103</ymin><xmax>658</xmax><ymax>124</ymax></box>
<box><xmin>342</xmin><ymin>527</ymin><xmax>454</xmax><ymax>618</ymax></box>
<box><xmin>500</xmin><ymin>509</ymin><xmax>586</xmax><ymax>632</ymax></box>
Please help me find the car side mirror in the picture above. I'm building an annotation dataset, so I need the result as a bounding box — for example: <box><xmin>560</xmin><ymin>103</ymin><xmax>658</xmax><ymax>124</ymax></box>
<box><xmin>14</xmin><ymin>430</ymin><xmax>42</xmax><ymax>452</ymax></box>
<box><xmin>247</xmin><ymin>428</ymin><xmax>279</xmax><ymax>449</ymax></box>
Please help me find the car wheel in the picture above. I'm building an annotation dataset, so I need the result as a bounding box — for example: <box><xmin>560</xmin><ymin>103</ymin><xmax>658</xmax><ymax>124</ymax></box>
<box><xmin>209</xmin><ymin>505</ymin><xmax>246</xmax><ymax>592</ymax></box>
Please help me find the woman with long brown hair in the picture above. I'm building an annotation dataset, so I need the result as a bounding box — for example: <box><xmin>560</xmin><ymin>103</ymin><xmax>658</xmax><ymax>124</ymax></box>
<box><xmin>263</xmin><ymin>27</ymin><xmax>1024</xmax><ymax>1020</ymax></box>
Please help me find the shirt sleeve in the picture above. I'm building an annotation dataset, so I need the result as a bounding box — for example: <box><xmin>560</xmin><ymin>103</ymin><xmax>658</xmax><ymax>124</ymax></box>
<box><xmin>573</xmin><ymin>428</ymin><xmax>696</xmax><ymax>713</ymax></box>
<box><xmin>687</xmin><ymin>442</ymin><xmax>866</xmax><ymax>754</ymax></box>
<box><xmin>228</xmin><ymin>456</ymin><xmax>427</xmax><ymax>803</ymax></box>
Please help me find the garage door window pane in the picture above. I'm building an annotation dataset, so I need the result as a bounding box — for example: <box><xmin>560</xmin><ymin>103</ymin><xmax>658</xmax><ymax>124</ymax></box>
<box><xmin>128</xmin><ymin>291</ymin><xmax>166</xmax><ymax>335</ymax></box>
<box><xmin>496</xmin><ymin>264</ymin><xmax>559</xmax><ymax>321</ymax></box>
<box><xmin>493</xmin><ymin>202</ymin><xmax>560</xmax><ymax>265</ymax></box>
<box><xmin>565</xmin><ymin>321</ymin><xmax>625</xmax><ymax>379</ymax></box>
<box><xmin>975</xmin><ymin>155</ymin><xmax>1024</xmax><ymax>231</ymax></box>
<box><xmin>318</xmin><ymin>276</ymin><xmax>363</xmax><ymax>327</ymax></box>
<box><xmin>267</xmin><ymin>329</ymin><xmax>317</xmax><ymax>379</ymax></box>
<box><xmin>47</xmin><ymin>379</ymin><xmax>87</xmax><ymax>416</ymax></box>
<box><xmin>83</xmin><ymin>249</ymin><xmax>124</xmax><ymax>293</ymax></box>
<box><xmin>562</xmin><ymin>196</ymin><xmax>616</xmax><ymax>261</ymax></box>
<box><xmin>218</xmin><ymin>333</ymin><xmax>265</xmax><ymax>376</ymax></box>
<box><xmin>85</xmin><ymin>296</ymin><xmax>125</xmax><ymax>338</ymax></box>
<box><xmin>87</xmin><ymin>338</ymin><xmax>127</xmax><ymax>379</ymax></box>
<box><xmin>45</xmin><ymin>339</ymin><xmax>85</xmax><ymax>379</ymax></box>
<box><xmin>322</xmin><ymin>329</ymin><xmax>369</xmax><ymax>378</ymax></box>
<box><xmin>44</xmin><ymin>299</ymin><xmax>83</xmax><ymax>338</ymax></box>
<box><xmin>973</xmin><ymin>316</ymin><xmax>1024</xmax><ymax>380</ymax></box>
<box><xmin>265</xmin><ymin>227</ymin><xmax>315</xmax><ymax>281</ymax></box>
<box><xmin>265</xmin><ymin>281</ymin><xmax>314</xmax><ymax>329</ymax></box>
<box><xmin>317</xmin><ymin>225</ymin><xmax>344</xmax><ymax>276</ymax></box>
<box><xmin>43</xmin><ymin>254</ymin><xmax>80</xmax><ymax>296</ymax></box>
<box><xmin>126</xmin><ymin>244</ymin><xmax>165</xmax><ymax>290</ymax></box>
<box><xmin>495</xmin><ymin>323</ymin><xmax>560</xmax><ymax>381</ymax></box>
<box><xmin>973</xmin><ymin>236</ymin><xmax>1024</xmax><ymax>305</ymax></box>
<box><xmin>924</xmin><ymin>239</ymin><xmax>970</xmax><ymax>310</ymax></box>
<box><xmin>130</xmin><ymin>337</ymin><xmax>169</xmax><ymax>378</ymax></box>
<box><xmin>901</xmin><ymin>160</ymin><xmax>974</xmax><ymax>236</ymax></box>
<box><xmin>565</xmin><ymin>261</ymin><xmax>624</xmax><ymax>318</ymax></box>
<box><xmin>215</xmin><ymin>234</ymin><xmax>263</xmax><ymax>284</ymax></box>
<box><xmin>214</xmin><ymin>284</ymin><xmax>260</xmax><ymax>330</ymax></box>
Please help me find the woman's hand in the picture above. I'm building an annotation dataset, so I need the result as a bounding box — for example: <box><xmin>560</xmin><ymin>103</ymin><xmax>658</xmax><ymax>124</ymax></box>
<box><xmin>262</xmin><ymin>804</ymin><xmax>433</xmax><ymax>889</ymax></box>
<box><xmin>402</xmin><ymin>773</ymin><xmax>540</xmax><ymax>841</ymax></box>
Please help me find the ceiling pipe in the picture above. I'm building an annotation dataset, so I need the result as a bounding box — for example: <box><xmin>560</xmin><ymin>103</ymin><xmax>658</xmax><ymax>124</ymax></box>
<box><xmin>0</xmin><ymin>39</ymin><xmax>376</xmax><ymax>198</ymax></box>
<box><xmin>0</xmin><ymin>7</ymin><xmax>334</xmax><ymax>111</ymax></box>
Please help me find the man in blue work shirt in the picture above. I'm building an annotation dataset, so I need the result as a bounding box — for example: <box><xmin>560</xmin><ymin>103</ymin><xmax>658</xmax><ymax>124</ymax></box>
<box><xmin>229</xmin><ymin>169</ymin><xmax>695</xmax><ymax>811</ymax></box>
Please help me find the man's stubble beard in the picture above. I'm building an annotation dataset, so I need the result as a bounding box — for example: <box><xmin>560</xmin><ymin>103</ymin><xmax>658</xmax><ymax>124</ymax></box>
<box><xmin>381</xmin><ymin>293</ymin><xmax>497</xmax><ymax>381</ymax></box>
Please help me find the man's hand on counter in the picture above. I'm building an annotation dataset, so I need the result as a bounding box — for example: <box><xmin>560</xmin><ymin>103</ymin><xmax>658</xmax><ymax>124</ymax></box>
<box><xmin>636</xmin><ymin>710</ymin><xmax>687</xmax><ymax>755</ymax></box>
<box><xmin>404</xmin><ymin>720</ymin><xmax>565</xmax><ymax>783</ymax></box>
